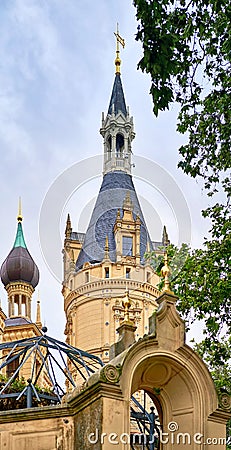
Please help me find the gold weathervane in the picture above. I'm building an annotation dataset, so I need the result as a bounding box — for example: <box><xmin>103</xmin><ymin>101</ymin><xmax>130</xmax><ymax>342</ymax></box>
<box><xmin>114</xmin><ymin>23</ymin><xmax>125</xmax><ymax>74</ymax></box>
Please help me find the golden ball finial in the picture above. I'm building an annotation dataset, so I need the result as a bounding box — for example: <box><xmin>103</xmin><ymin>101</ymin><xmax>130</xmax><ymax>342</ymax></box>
<box><xmin>114</xmin><ymin>23</ymin><xmax>125</xmax><ymax>75</ymax></box>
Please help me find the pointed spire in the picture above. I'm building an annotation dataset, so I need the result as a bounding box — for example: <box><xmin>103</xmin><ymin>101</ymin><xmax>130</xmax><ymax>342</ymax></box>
<box><xmin>14</xmin><ymin>199</ymin><xmax>27</xmax><ymax>248</ymax></box>
<box><xmin>108</xmin><ymin>72</ymin><xmax>127</xmax><ymax>116</ymax></box>
<box><xmin>107</xmin><ymin>25</ymin><xmax>127</xmax><ymax>116</ymax></box>
<box><xmin>123</xmin><ymin>191</ymin><xmax>133</xmax><ymax>211</ymax></box>
<box><xmin>104</xmin><ymin>235</ymin><xmax>110</xmax><ymax>261</ymax></box>
<box><xmin>105</xmin><ymin>235</ymin><xmax>109</xmax><ymax>253</ymax></box>
<box><xmin>65</xmin><ymin>213</ymin><xmax>72</xmax><ymax>239</ymax></box>
<box><xmin>17</xmin><ymin>197</ymin><xmax>23</xmax><ymax>222</ymax></box>
<box><xmin>36</xmin><ymin>291</ymin><xmax>42</xmax><ymax>329</ymax></box>
<box><xmin>162</xmin><ymin>225</ymin><xmax>170</xmax><ymax>246</ymax></box>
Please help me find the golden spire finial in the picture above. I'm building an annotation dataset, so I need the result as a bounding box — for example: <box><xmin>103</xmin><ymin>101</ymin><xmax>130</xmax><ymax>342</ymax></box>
<box><xmin>17</xmin><ymin>197</ymin><xmax>23</xmax><ymax>222</ymax></box>
<box><xmin>114</xmin><ymin>23</ymin><xmax>125</xmax><ymax>74</ymax></box>
<box><xmin>161</xmin><ymin>253</ymin><xmax>174</xmax><ymax>294</ymax></box>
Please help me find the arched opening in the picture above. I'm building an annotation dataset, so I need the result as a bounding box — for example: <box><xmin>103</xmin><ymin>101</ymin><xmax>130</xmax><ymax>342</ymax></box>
<box><xmin>116</xmin><ymin>133</ymin><xmax>124</xmax><ymax>158</ymax></box>
<box><xmin>107</xmin><ymin>135</ymin><xmax>112</xmax><ymax>160</ymax></box>
<box><xmin>130</xmin><ymin>389</ymin><xmax>162</xmax><ymax>449</ymax></box>
<box><xmin>14</xmin><ymin>294</ymin><xmax>19</xmax><ymax>316</ymax></box>
<box><xmin>21</xmin><ymin>295</ymin><xmax>26</xmax><ymax>317</ymax></box>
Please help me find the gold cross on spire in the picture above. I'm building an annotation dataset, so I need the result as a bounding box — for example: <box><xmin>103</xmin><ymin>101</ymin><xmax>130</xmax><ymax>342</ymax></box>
<box><xmin>114</xmin><ymin>23</ymin><xmax>125</xmax><ymax>74</ymax></box>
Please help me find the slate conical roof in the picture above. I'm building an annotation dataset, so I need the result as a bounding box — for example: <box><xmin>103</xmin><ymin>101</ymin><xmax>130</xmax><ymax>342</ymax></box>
<box><xmin>76</xmin><ymin>171</ymin><xmax>153</xmax><ymax>271</ymax></box>
<box><xmin>108</xmin><ymin>73</ymin><xmax>127</xmax><ymax>116</ymax></box>
<box><xmin>0</xmin><ymin>217</ymin><xmax>39</xmax><ymax>288</ymax></box>
<box><xmin>76</xmin><ymin>57</ymin><xmax>152</xmax><ymax>271</ymax></box>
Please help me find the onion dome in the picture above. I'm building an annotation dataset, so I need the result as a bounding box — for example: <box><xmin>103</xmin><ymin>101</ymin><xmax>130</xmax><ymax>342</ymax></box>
<box><xmin>0</xmin><ymin>205</ymin><xmax>39</xmax><ymax>288</ymax></box>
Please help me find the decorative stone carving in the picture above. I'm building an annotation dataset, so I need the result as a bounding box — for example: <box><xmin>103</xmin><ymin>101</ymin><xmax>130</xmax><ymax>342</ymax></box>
<box><xmin>219</xmin><ymin>392</ymin><xmax>231</xmax><ymax>411</ymax></box>
<box><xmin>101</xmin><ymin>364</ymin><xmax>121</xmax><ymax>383</ymax></box>
<box><xmin>142</xmin><ymin>362</ymin><xmax>171</xmax><ymax>387</ymax></box>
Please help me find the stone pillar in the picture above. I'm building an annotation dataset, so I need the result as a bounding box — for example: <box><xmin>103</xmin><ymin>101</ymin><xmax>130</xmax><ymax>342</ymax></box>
<box><xmin>18</xmin><ymin>294</ymin><xmax>22</xmax><ymax>315</ymax></box>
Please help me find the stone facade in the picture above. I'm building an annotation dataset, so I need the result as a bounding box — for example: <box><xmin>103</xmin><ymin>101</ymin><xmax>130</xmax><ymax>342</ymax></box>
<box><xmin>0</xmin><ymin>290</ymin><xmax>229</xmax><ymax>449</ymax></box>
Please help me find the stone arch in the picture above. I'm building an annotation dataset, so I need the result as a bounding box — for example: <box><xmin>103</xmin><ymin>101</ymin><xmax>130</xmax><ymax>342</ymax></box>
<box><xmin>120</xmin><ymin>341</ymin><xmax>219</xmax><ymax>447</ymax></box>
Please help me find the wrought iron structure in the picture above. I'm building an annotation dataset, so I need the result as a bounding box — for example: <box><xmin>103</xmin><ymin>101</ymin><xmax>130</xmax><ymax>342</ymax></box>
<box><xmin>0</xmin><ymin>329</ymin><xmax>161</xmax><ymax>449</ymax></box>
<box><xmin>130</xmin><ymin>392</ymin><xmax>161</xmax><ymax>450</ymax></box>
<box><xmin>0</xmin><ymin>327</ymin><xmax>104</xmax><ymax>408</ymax></box>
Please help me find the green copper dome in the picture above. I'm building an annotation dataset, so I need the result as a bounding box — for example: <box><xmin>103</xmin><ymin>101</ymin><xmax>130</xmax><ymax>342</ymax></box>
<box><xmin>0</xmin><ymin>217</ymin><xmax>39</xmax><ymax>288</ymax></box>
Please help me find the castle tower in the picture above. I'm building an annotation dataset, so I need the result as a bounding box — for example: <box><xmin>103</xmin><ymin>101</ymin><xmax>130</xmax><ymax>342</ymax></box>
<box><xmin>62</xmin><ymin>29</ymin><xmax>164</xmax><ymax>366</ymax></box>
<box><xmin>0</xmin><ymin>202</ymin><xmax>43</xmax><ymax>381</ymax></box>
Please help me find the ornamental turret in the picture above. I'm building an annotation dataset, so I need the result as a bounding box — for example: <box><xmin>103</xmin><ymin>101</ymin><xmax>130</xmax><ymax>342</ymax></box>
<box><xmin>100</xmin><ymin>25</ymin><xmax>135</xmax><ymax>175</ymax></box>
<box><xmin>0</xmin><ymin>201</ymin><xmax>39</xmax><ymax>320</ymax></box>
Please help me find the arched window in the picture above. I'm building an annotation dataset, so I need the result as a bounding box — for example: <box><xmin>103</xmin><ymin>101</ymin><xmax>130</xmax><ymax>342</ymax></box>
<box><xmin>107</xmin><ymin>135</ymin><xmax>112</xmax><ymax>160</ymax></box>
<box><xmin>116</xmin><ymin>133</ymin><xmax>124</xmax><ymax>158</ymax></box>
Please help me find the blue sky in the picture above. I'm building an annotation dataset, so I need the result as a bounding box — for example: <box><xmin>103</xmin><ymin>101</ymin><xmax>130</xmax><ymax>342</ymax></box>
<box><xmin>0</xmin><ymin>0</ymin><xmax>211</xmax><ymax>340</ymax></box>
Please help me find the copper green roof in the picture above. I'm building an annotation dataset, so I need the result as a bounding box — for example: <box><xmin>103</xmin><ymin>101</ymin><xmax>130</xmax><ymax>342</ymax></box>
<box><xmin>13</xmin><ymin>222</ymin><xmax>27</xmax><ymax>248</ymax></box>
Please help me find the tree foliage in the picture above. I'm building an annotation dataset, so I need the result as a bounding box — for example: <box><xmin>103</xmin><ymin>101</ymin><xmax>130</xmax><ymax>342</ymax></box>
<box><xmin>134</xmin><ymin>0</ymin><xmax>231</xmax><ymax>195</ymax></box>
<box><xmin>134</xmin><ymin>0</ymin><xmax>231</xmax><ymax>434</ymax></box>
<box><xmin>135</xmin><ymin>0</ymin><xmax>230</xmax><ymax>377</ymax></box>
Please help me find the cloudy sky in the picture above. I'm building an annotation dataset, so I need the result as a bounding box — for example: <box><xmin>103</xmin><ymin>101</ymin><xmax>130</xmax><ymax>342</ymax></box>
<box><xmin>0</xmin><ymin>0</ymin><xmax>211</xmax><ymax>340</ymax></box>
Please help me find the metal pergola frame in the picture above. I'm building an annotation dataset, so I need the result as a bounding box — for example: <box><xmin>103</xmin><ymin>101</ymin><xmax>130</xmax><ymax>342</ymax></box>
<box><xmin>0</xmin><ymin>331</ymin><xmax>161</xmax><ymax>448</ymax></box>
<box><xmin>0</xmin><ymin>329</ymin><xmax>104</xmax><ymax>407</ymax></box>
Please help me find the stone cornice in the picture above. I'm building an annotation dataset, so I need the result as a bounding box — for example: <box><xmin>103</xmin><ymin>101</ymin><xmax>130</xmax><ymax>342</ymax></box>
<box><xmin>64</xmin><ymin>279</ymin><xmax>160</xmax><ymax>311</ymax></box>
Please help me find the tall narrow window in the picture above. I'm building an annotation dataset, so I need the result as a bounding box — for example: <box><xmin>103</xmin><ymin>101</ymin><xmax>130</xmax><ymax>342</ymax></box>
<box><xmin>147</xmin><ymin>272</ymin><xmax>151</xmax><ymax>283</ymax></box>
<box><xmin>107</xmin><ymin>135</ymin><xmax>112</xmax><ymax>160</ymax></box>
<box><xmin>85</xmin><ymin>272</ymin><xmax>89</xmax><ymax>283</ymax></box>
<box><xmin>116</xmin><ymin>133</ymin><xmax>124</xmax><ymax>158</ymax></box>
<box><xmin>105</xmin><ymin>267</ymin><xmax>109</xmax><ymax>278</ymax></box>
<box><xmin>126</xmin><ymin>268</ymin><xmax>131</xmax><ymax>279</ymax></box>
<box><xmin>122</xmin><ymin>236</ymin><xmax>133</xmax><ymax>256</ymax></box>
<box><xmin>6</xmin><ymin>355</ymin><xmax>19</xmax><ymax>379</ymax></box>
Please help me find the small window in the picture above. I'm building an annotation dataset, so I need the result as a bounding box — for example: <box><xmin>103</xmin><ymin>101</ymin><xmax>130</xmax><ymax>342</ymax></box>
<box><xmin>70</xmin><ymin>279</ymin><xmax>73</xmax><ymax>290</ymax></box>
<box><xmin>6</xmin><ymin>355</ymin><xmax>19</xmax><ymax>379</ymax></box>
<box><xmin>105</xmin><ymin>267</ymin><xmax>109</xmax><ymax>278</ymax></box>
<box><xmin>147</xmin><ymin>272</ymin><xmax>151</xmax><ymax>283</ymax></box>
<box><xmin>126</xmin><ymin>268</ymin><xmax>130</xmax><ymax>279</ymax></box>
<box><xmin>85</xmin><ymin>272</ymin><xmax>89</xmax><ymax>283</ymax></box>
<box><xmin>122</xmin><ymin>236</ymin><xmax>133</xmax><ymax>256</ymax></box>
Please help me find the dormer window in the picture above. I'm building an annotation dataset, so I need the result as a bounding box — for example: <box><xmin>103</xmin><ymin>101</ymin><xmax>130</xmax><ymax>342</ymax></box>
<box><xmin>122</xmin><ymin>236</ymin><xmax>133</xmax><ymax>256</ymax></box>
<box><xmin>116</xmin><ymin>133</ymin><xmax>124</xmax><ymax>158</ymax></box>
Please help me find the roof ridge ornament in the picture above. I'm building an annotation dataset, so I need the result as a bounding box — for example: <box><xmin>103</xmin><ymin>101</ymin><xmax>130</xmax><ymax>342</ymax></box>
<box><xmin>114</xmin><ymin>23</ymin><xmax>125</xmax><ymax>74</ymax></box>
